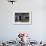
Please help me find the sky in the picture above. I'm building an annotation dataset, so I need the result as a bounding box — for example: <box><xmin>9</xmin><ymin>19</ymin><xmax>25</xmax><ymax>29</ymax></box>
<box><xmin>0</xmin><ymin>0</ymin><xmax>46</xmax><ymax>42</ymax></box>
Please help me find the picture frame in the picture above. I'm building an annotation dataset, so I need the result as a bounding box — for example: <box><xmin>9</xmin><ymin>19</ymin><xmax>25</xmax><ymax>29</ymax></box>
<box><xmin>11</xmin><ymin>11</ymin><xmax>32</xmax><ymax>25</ymax></box>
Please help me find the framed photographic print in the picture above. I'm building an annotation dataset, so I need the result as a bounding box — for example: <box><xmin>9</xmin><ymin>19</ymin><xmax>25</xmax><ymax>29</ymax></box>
<box><xmin>12</xmin><ymin>11</ymin><xmax>32</xmax><ymax>25</ymax></box>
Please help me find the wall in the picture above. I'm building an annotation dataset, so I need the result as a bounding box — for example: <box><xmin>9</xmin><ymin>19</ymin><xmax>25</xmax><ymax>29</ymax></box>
<box><xmin>0</xmin><ymin>0</ymin><xmax>46</xmax><ymax>42</ymax></box>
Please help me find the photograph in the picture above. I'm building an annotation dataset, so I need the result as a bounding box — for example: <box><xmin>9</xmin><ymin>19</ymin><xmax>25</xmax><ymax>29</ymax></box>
<box><xmin>15</xmin><ymin>13</ymin><xmax>29</xmax><ymax>22</ymax></box>
<box><xmin>13</xmin><ymin>11</ymin><xmax>32</xmax><ymax>25</ymax></box>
